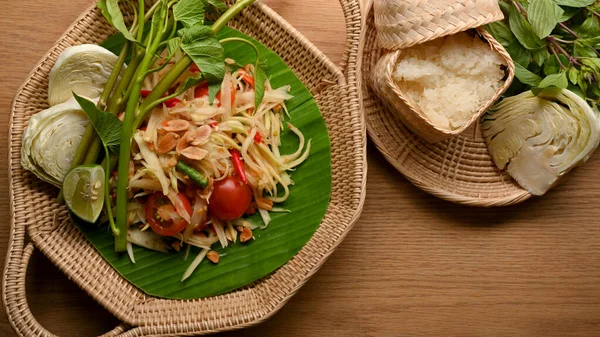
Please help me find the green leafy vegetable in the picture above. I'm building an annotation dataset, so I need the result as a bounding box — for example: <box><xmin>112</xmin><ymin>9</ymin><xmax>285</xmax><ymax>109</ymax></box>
<box><xmin>527</xmin><ymin>0</ymin><xmax>563</xmax><ymax>39</ymax></box>
<box><xmin>509</xmin><ymin>4</ymin><xmax>547</xmax><ymax>49</ymax></box>
<box><xmin>254</xmin><ymin>63</ymin><xmax>267</xmax><ymax>108</ymax></box>
<box><xmin>181</xmin><ymin>25</ymin><xmax>226</xmax><ymax>84</ymax></box>
<box><xmin>73</xmin><ymin>93</ymin><xmax>122</xmax><ymax>154</ymax></box>
<box><xmin>486</xmin><ymin>0</ymin><xmax>600</xmax><ymax>108</ymax></box>
<box><xmin>173</xmin><ymin>0</ymin><xmax>206</xmax><ymax>28</ymax></box>
<box><xmin>101</xmin><ymin>0</ymin><xmax>137</xmax><ymax>42</ymax></box>
<box><xmin>486</xmin><ymin>21</ymin><xmax>515</xmax><ymax>47</ymax></box>
<box><xmin>554</xmin><ymin>0</ymin><xmax>596</xmax><ymax>8</ymax></box>
<box><xmin>539</xmin><ymin>71</ymin><xmax>569</xmax><ymax>89</ymax></box>
<box><xmin>208</xmin><ymin>0</ymin><xmax>228</xmax><ymax>12</ymax></box>
<box><xmin>514</xmin><ymin>62</ymin><xmax>543</xmax><ymax>86</ymax></box>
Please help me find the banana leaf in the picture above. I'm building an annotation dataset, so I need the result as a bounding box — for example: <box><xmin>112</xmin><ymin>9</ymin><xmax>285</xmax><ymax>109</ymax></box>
<box><xmin>72</xmin><ymin>26</ymin><xmax>332</xmax><ymax>299</ymax></box>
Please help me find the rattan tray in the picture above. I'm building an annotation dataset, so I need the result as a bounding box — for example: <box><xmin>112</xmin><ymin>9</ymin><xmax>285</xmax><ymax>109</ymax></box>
<box><xmin>3</xmin><ymin>0</ymin><xmax>366</xmax><ymax>335</ymax></box>
<box><xmin>363</xmin><ymin>0</ymin><xmax>531</xmax><ymax>207</ymax></box>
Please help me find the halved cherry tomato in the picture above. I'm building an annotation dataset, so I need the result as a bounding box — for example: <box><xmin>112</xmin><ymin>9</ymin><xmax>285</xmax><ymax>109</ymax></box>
<box><xmin>140</xmin><ymin>89</ymin><xmax>152</xmax><ymax>98</ymax></box>
<box><xmin>194</xmin><ymin>82</ymin><xmax>209</xmax><ymax>98</ymax></box>
<box><xmin>145</xmin><ymin>192</ymin><xmax>192</xmax><ymax>236</ymax></box>
<box><xmin>208</xmin><ymin>175</ymin><xmax>252</xmax><ymax>221</ymax></box>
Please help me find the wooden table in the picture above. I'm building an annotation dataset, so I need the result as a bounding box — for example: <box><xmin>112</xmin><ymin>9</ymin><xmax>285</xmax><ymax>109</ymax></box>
<box><xmin>2</xmin><ymin>1</ymin><xmax>600</xmax><ymax>336</ymax></box>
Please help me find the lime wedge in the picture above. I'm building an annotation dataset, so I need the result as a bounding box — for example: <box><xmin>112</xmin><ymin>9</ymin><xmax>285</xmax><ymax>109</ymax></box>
<box><xmin>63</xmin><ymin>165</ymin><xmax>105</xmax><ymax>223</ymax></box>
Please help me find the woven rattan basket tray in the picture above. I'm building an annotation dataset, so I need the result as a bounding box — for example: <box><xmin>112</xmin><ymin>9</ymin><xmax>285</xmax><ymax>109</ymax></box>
<box><xmin>363</xmin><ymin>0</ymin><xmax>531</xmax><ymax>207</ymax></box>
<box><xmin>3</xmin><ymin>0</ymin><xmax>366</xmax><ymax>335</ymax></box>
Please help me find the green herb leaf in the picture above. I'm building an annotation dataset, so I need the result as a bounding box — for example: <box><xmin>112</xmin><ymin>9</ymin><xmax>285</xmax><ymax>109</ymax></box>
<box><xmin>559</xmin><ymin>6</ymin><xmax>580</xmax><ymax>22</ymax></box>
<box><xmin>103</xmin><ymin>0</ymin><xmax>136</xmax><ymax>42</ymax></box>
<box><xmin>96</xmin><ymin>0</ymin><xmax>112</xmax><ymax>25</ymax></box>
<box><xmin>167</xmin><ymin>37</ymin><xmax>181</xmax><ymax>57</ymax></box>
<box><xmin>578</xmin><ymin>70</ymin><xmax>590</xmax><ymax>93</ymax></box>
<box><xmin>486</xmin><ymin>21</ymin><xmax>515</xmax><ymax>47</ymax></box>
<box><xmin>515</xmin><ymin>62</ymin><xmax>543</xmax><ymax>86</ymax></box>
<box><xmin>568</xmin><ymin>67</ymin><xmax>580</xmax><ymax>84</ymax></box>
<box><xmin>527</xmin><ymin>0</ymin><xmax>563</xmax><ymax>39</ymax></box>
<box><xmin>173</xmin><ymin>0</ymin><xmax>207</xmax><ymax>28</ymax></box>
<box><xmin>254</xmin><ymin>62</ymin><xmax>267</xmax><ymax>108</ymax></box>
<box><xmin>532</xmin><ymin>47</ymin><xmax>550</xmax><ymax>67</ymax></box>
<box><xmin>554</xmin><ymin>0</ymin><xmax>596</xmax><ymax>7</ymax></box>
<box><xmin>574</xmin><ymin>41</ymin><xmax>597</xmax><ymax>57</ymax></box>
<box><xmin>568</xmin><ymin>84</ymin><xmax>586</xmax><ymax>99</ymax></box>
<box><xmin>581</xmin><ymin>58</ymin><xmax>600</xmax><ymax>72</ymax></box>
<box><xmin>579</xmin><ymin>36</ymin><xmax>600</xmax><ymax>47</ymax></box>
<box><xmin>180</xmin><ymin>25</ymin><xmax>225</xmax><ymax>84</ymax></box>
<box><xmin>73</xmin><ymin>93</ymin><xmax>123</xmax><ymax>153</ymax></box>
<box><xmin>507</xmin><ymin>40</ymin><xmax>532</xmax><ymax>67</ymax></box>
<box><xmin>544</xmin><ymin>54</ymin><xmax>568</xmax><ymax>75</ymax></box>
<box><xmin>578</xmin><ymin>15</ymin><xmax>600</xmax><ymax>38</ymax></box>
<box><xmin>538</xmin><ymin>71</ymin><xmax>569</xmax><ymax>89</ymax></box>
<box><xmin>208</xmin><ymin>82</ymin><xmax>220</xmax><ymax>104</ymax></box>
<box><xmin>180</xmin><ymin>74</ymin><xmax>205</xmax><ymax>93</ymax></box>
<box><xmin>207</xmin><ymin>0</ymin><xmax>228</xmax><ymax>12</ymax></box>
<box><xmin>509</xmin><ymin>3</ymin><xmax>547</xmax><ymax>50</ymax></box>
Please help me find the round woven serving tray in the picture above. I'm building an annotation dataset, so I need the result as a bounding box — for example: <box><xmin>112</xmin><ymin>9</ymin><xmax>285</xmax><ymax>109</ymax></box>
<box><xmin>363</xmin><ymin>0</ymin><xmax>531</xmax><ymax>207</ymax></box>
<box><xmin>3</xmin><ymin>0</ymin><xmax>366</xmax><ymax>336</ymax></box>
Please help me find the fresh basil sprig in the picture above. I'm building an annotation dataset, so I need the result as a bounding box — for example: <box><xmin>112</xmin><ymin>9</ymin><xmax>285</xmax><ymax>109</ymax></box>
<box><xmin>489</xmin><ymin>0</ymin><xmax>600</xmax><ymax>109</ymax></box>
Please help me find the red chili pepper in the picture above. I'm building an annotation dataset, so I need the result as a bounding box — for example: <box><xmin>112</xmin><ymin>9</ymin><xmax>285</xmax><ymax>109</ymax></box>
<box><xmin>254</xmin><ymin>132</ymin><xmax>262</xmax><ymax>143</ymax></box>
<box><xmin>164</xmin><ymin>97</ymin><xmax>181</xmax><ymax>108</ymax></box>
<box><xmin>209</xmin><ymin>121</ymin><xmax>218</xmax><ymax>128</ymax></box>
<box><xmin>140</xmin><ymin>89</ymin><xmax>152</xmax><ymax>98</ymax></box>
<box><xmin>229</xmin><ymin>149</ymin><xmax>247</xmax><ymax>184</ymax></box>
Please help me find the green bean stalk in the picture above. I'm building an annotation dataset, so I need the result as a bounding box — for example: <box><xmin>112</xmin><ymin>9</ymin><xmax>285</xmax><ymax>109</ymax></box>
<box><xmin>66</xmin><ymin>0</ymin><xmax>256</xmax><ymax>252</ymax></box>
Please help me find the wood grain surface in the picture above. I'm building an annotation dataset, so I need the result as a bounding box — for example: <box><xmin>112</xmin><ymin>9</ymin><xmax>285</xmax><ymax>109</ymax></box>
<box><xmin>1</xmin><ymin>0</ymin><xmax>600</xmax><ymax>336</ymax></box>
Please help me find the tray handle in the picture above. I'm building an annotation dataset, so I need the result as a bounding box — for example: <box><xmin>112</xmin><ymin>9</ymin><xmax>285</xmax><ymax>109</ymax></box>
<box><xmin>5</xmin><ymin>243</ymin><xmax>131</xmax><ymax>337</ymax></box>
<box><xmin>338</xmin><ymin>0</ymin><xmax>363</xmax><ymax>86</ymax></box>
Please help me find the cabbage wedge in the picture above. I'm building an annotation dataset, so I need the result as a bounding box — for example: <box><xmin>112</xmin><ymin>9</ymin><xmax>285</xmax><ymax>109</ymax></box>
<box><xmin>482</xmin><ymin>88</ymin><xmax>600</xmax><ymax>196</ymax></box>
<box><xmin>22</xmin><ymin>97</ymin><xmax>97</xmax><ymax>187</ymax></box>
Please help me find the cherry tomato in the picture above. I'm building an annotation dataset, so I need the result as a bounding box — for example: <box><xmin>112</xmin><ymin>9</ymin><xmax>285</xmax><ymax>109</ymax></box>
<box><xmin>208</xmin><ymin>175</ymin><xmax>252</xmax><ymax>221</ymax></box>
<box><xmin>194</xmin><ymin>82</ymin><xmax>209</xmax><ymax>98</ymax></box>
<box><xmin>190</xmin><ymin>63</ymin><xmax>200</xmax><ymax>73</ymax></box>
<box><xmin>145</xmin><ymin>192</ymin><xmax>192</xmax><ymax>236</ymax></box>
<box><xmin>140</xmin><ymin>89</ymin><xmax>152</xmax><ymax>98</ymax></box>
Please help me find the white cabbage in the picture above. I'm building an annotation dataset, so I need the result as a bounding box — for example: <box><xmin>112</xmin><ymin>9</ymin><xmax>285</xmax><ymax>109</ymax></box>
<box><xmin>21</xmin><ymin>97</ymin><xmax>98</xmax><ymax>187</ymax></box>
<box><xmin>482</xmin><ymin>89</ymin><xmax>600</xmax><ymax>195</ymax></box>
<box><xmin>48</xmin><ymin>44</ymin><xmax>124</xmax><ymax>106</ymax></box>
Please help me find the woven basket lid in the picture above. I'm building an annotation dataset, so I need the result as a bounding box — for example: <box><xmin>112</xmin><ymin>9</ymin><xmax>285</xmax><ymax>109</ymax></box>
<box><xmin>374</xmin><ymin>0</ymin><xmax>504</xmax><ymax>50</ymax></box>
<box><xmin>364</xmin><ymin>0</ymin><xmax>532</xmax><ymax>207</ymax></box>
